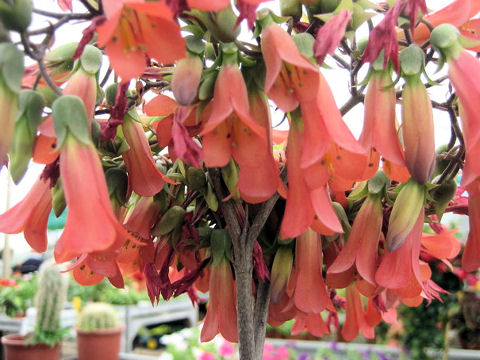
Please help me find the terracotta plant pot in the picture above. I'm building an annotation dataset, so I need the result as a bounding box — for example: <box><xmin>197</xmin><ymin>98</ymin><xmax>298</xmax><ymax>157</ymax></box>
<box><xmin>1</xmin><ymin>334</ymin><xmax>60</xmax><ymax>360</ymax></box>
<box><xmin>76</xmin><ymin>326</ymin><xmax>124</xmax><ymax>360</ymax></box>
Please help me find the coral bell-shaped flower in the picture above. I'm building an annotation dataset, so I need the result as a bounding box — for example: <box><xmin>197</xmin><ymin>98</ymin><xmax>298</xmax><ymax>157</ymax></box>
<box><xmin>0</xmin><ymin>174</ymin><xmax>52</xmax><ymax>252</ymax></box>
<box><xmin>400</xmin><ymin>45</ymin><xmax>435</xmax><ymax>184</ymax></box>
<box><xmin>51</xmin><ymin>95</ymin><xmax>134</xmax><ymax>262</ymax></box>
<box><xmin>360</xmin><ymin>65</ymin><xmax>406</xmax><ymax>172</ymax></box>
<box><xmin>261</xmin><ymin>23</ymin><xmax>319</xmax><ymax>112</ymax></box>
<box><xmin>97</xmin><ymin>0</ymin><xmax>186</xmax><ymax>81</ymax></box>
<box><xmin>376</xmin><ymin>208</ymin><xmax>424</xmax><ymax>292</ymax></box>
<box><xmin>341</xmin><ymin>283</ymin><xmax>375</xmax><ymax>341</ymax></box>
<box><xmin>201</xmin><ymin>230</ymin><xmax>237</xmax><ymax>342</ymax></box>
<box><xmin>328</xmin><ymin>194</ymin><xmax>383</xmax><ymax>286</ymax></box>
<box><xmin>201</xmin><ymin>62</ymin><xmax>280</xmax><ymax>203</ymax></box>
<box><xmin>122</xmin><ymin>111</ymin><xmax>173</xmax><ymax>197</ymax></box>
<box><xmin>431</xmin><ymin>24</ymin><xmax>480</xmax><ymax>188</ymax></box>
<box><xmin>293</xmin><ymin>228</ymin><xmax>333</xmax><ymax>314</ymax></box>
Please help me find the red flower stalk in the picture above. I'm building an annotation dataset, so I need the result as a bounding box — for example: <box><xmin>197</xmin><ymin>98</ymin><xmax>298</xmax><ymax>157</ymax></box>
<box><xmin>314</xmin><ymin>9</ymin><xmax>352</xmax><ymax>65</ymax></box>
<box><xmin>363</xmin><ymin>1</ymin><xmax>405</xmax><ymax>71</ymax></box>
<box><xmin>201</xmin><ymin>65</ymin><xmax>280</xmax><ymax>203</ymax></box>
<box><xmin>200</xmin><ymin>257</ymin><xmax>238</xmax><ymax>342</ymax></box>
<box><xmin>328</xmin><ymin>194</ymin><xmax>383</xmax><ymax>286</ymax></box>
<box><xmin>122</xmin><ymin>113</ymin><xmax>174</xmax><ymax>196</ymax></box>
<box><xmin>261</xmin><ymin>23</ymin><xmax>320</xmax><ymax>112</ymax></box>
<box><xmin>97</xmin><ymin>0</ymin><xmax>186</xmax><ymax>81</ymax></box>
<box><xmin>293</xmin><ymin>228</ymin><xmax>334</xmax><ymax>314</ymax></box>
<box><xmin>0</xmin><ymin>175</ymin><xmax>52</xmax><ymax>252</ymax></box>
<box><xmin>360</xmin><ymin>69</ymin><xmax>406</xmax><ymax>171</ymax></box>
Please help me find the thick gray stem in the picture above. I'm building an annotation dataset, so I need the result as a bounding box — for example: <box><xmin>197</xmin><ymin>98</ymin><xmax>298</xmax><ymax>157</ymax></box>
<box><xmin>253</xmin><ymin>280</ymin><xmax>271</xmax><ymax>360</ymax></box>
<box><xmin>235</xmin><ymin>263</ymin><xmax>256</xmax><ymax>360</ymax></box>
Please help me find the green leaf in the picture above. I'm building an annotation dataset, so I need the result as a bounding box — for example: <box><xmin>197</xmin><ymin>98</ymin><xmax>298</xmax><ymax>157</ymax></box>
<box><xmin>52</xmin><ymin>95</ymin><xmax>90</xmax><ymax>147</ymax></box>
<box><xmin>185</xmin><ymin>35</ymin><xmax>206</xmax><ymax>55</ymax></box>
<box><xmin>334</xmin><ymin>0</ymin><xmax>353</xmax><ymax>13</ymax></box>
<box><xmin>352</xmin><ymin>4</ymin><xmax>375</xmax><ymax>30</ymax></box>
<box><xmin>293</xmin><ymin>33</ymin><xmax>315</xmax><ymax>59</ymax></box>
<box><xmin>0</xmin><ymin>43</ymin><xmax>24</xmax><ymax>93</ymax></box>
<box><xmin>357</xmin><ymin>0</ymin><xmax>382</xmax><ymax>10</ymax></box>
<box><xmin>80</xmin><ymin>45</ymin><xmax>102</xmax><ymax>74</ymax></box>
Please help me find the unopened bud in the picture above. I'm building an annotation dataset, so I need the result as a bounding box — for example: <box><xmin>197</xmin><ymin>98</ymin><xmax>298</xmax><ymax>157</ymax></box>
<box><xmin>172</xmin><ymin>57</ymin><xmax>203</xmax><ymax>106</ymax></box>
<box><xmin>270</xmin><ymin>245</ymin><xmax>293</xmax><ymax>304</ymax></box>
<box><xmin>186</xmin><ymin>166</ymin><xmax>207</xmax><ymax>191</ymax></box>
<box><xmin>154</xmin><ymin>205</ymin><xmax>186</xmax><ymax>236</ymax></box>
<box><xmin>280</xmin><ymin>0</ymin><xmax>302</xmax><ymax>21</ymax></box>
<box><xmin>0</xmin><ymin>0</ymin><xmax>32</xmax><ymax>32</ymax></box>
<box><xmin>386</xmin><ymin>179</ymin><xmax>425</xmax><ymax>251</ymax></box>
<box><xmin>8</xmin><ymin>90</ymin><xmax>44</xmax><ymax>183</ymax></box>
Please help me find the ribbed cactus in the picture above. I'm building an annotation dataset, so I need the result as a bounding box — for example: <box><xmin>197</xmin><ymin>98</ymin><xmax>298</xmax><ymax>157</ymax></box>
<box><xmin>76</xmin><ymin>302</ymin><xmax>119</xmax><ymax>331</ymax></box>
<box><xmin>31</xmin><ymin>262</ymin><xmax>68</xmax><ymax>346</ymax></box>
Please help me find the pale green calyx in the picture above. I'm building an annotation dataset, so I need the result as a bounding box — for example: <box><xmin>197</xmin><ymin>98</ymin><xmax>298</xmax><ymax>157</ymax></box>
<box><xmin>400</xmin><ymin>44</ymin><xmax>425</xmax><ymax>77</ymax></box>
<box><xmin>430</xmin><ymin>23</ymin><xmax>460</xmax><ymax>50</ymax></box>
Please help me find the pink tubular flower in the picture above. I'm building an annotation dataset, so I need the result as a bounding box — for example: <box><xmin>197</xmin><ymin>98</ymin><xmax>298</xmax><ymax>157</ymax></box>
<box><xmin>0</xmin><ymin>175</ymin><xmax>52</xmax><ymax>253</ymax></box>
<box><xmin>200</xmin><ymin>257</ymin><xmax>238</xmax><ymax>343</ymax></box>
<box><xmin>314</xmin><ymin>9</ymin><xmax>352</xmax><ymax>65</ymax></box>
<box><xmin>122</xmin><ymin>114</ymin><xmax>173</xmax><ymax>196</ymax></box>
<box><xmin>341</xmin><ymin>283</ymin><xmax>375</xmax><ymax>341</ymax></box>
<box><xmin>261</xmin><ymin>23</ymin><xmax>320</xmax><ymax>112</ymax></box>
<box><xmin>54</xmin><ymin>135</ymin><xmax>135</xmax><ymax>262</ymax></box>
<box><xmin>293</xmin><ymin>228</ymin><xmax>334</xmax><ymax>314</ymax></box>
<box><xmin>328</xmin><ymin>194</ymin><xmax>383</xmax><ymax>286</ymax></box>
<box><xmin>97</xmin><ymin>0</ymin><xmax>186</xmax><ymax>81</ymax></box>
<box><xmin>201</xmin><ymin>65</ymin><xmax>280</xmax><ymax>203</ymax></box>
<box><xmin>360</xmin><ymin>69</ymin><xmax>406</xmax><ymax>170</ymax></box>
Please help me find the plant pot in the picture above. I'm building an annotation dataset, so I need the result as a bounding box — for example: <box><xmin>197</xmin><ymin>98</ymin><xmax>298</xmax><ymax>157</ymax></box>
<box><xmin>1</xmin><ymin>334</ymin><xmax>60</xmax><ymax>360</ymax></box>
<box><xmin>76</xmin><ymin>326</ymin><xmax>124</xmax><ymax>360</ymax></box>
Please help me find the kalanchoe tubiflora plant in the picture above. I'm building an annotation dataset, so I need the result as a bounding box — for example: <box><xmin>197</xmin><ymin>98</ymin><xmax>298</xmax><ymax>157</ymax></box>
<box><xmin>1</xmin><ymin>0</ymin><xmax>480</xmax><ymax>359</ymax></box>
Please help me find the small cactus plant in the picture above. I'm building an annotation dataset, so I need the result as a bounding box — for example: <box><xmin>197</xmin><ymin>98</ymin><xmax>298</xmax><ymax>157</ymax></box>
<box><xmin>30</xmin><ymin>262</ymin><xmax>68</xmax><ymax>346</ymax></box>
<box><xmin>76</xmin><ymin>302</ymin><xmax>120</xmax><ymax>331</ymax></box>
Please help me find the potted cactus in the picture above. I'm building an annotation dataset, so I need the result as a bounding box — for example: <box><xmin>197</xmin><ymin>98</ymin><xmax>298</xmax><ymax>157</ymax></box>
<box><xmin>76</xmin><ymin>302</ymin><xmax>124</xmax><ymax>360</ymax></box>
<box><xmin>1</xmin><ymin>262</ymin><xmax>68</xmax><ymax>360</ymax></box>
